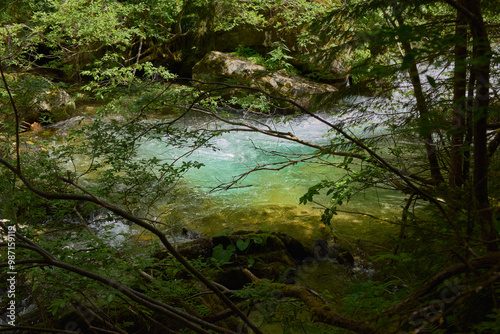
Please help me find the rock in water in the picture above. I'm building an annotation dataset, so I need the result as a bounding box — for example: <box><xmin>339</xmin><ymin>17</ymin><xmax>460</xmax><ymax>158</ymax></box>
<box><xmin>192</xmin><ymin>51</ymin><xmax>338</xmax><ymax>112</ymax></box>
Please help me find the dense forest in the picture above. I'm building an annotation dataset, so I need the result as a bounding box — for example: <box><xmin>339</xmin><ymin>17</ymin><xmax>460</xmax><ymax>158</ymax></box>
<box><xmin>1</xmin><ymin>0</ymin><xmax>499</xmax><ymax>333</ymax></box>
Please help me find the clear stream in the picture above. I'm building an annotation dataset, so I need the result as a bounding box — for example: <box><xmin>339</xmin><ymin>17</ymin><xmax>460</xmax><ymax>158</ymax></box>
<box><xmin>136</xmin><ymin>110</ymin><xmax>403</xmax><ymax>246</ymax></box>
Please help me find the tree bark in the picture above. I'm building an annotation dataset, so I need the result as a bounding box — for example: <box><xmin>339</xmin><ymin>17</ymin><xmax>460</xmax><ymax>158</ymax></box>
<box><xmin>449</xmin><ymin>3</ymin><xmax>467</xmax><ymax>188</ymax></box>
<box><xmin>465</xmin><ymin>0</ymin><xmax>499</xmax><ymax>252</ymax></box>
<box><xmin>462</xmin><ymin>69</ymin><xmax>475</xmax><ymax>184</ymax></box>
<box><xmin>393</xmin><ymin>15</ymin><xmax>445</xmax><ymax>185</ymax></box>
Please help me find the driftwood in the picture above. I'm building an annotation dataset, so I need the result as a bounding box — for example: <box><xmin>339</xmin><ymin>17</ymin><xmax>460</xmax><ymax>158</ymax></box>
<box><xmin>21</xmin><ymin>121</ymin><xmax>43</xmax><ymax>132</ymax></box>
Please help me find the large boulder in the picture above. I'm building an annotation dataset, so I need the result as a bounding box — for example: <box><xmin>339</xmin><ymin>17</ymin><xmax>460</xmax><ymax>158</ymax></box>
<box><xmin>0</xmin><ymin>73</ymin><xmax>76</xmax><ymax>126</ymax></box>
<box><xmin>192</xmin><ymin>51</ymin><xmax>338</xmax><ymax>111</ymax></box>
<box><xmin>192</xmin><ymin>51</ymin><xmax>268</xmax><ymax>82</ymax></box>
<box><xmin>153</xmin><ymin>231</ymin><xmax>312</xmax><ymax>289</ymax></box>
<box><xmin>33</xmin><ymin>88</ymin><xmax>76</xmax><ymax>123</ymax></box>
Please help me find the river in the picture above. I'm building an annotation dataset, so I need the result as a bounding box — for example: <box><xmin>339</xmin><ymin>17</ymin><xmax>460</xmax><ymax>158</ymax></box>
<box><xmin>131</xmin><ymin>104</ymin><xmax>403</xmax><ymax>246</ymax></box>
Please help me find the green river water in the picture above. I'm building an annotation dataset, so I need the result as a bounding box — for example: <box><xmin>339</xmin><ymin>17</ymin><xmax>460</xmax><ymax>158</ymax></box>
<box><xmin>50</xmin><ymin>106</ymin><xmax>404</xmax><ymax>249</ymax></box>
<box><xmin>133</xmin><ymin>111</ymin><xmax>403</xmax><ymax>247</ymax></box>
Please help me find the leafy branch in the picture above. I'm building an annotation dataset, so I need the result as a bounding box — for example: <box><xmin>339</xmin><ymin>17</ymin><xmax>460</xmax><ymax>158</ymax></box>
<box><xmin>0</xmin><ymin>63</ymin><xmax>263</xmax><ymax>334</ymax></box>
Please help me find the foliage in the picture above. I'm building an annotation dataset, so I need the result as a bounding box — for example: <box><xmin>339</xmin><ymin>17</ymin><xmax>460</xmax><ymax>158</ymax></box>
<box><xmin>6</xmin><ymin>221</ymin><xmax>211</xmax><ymax>332</ymax></box>
<box><xmin>343</xmin><ymin>280</ymin><xmax>408</xmax><ymax>317</ymax></box>
<box><xmin>211</xmin><ymin>244</ymin><xmax>236</xmax><ymax>266</ymax></box>
<box><xmin>472</xmin><ymin>309</ymin><xmax>500</xmax><ymax>333</ymax></box>
<box><xmin>233</xmin><ymin>45</ymin><xmax>261</xmax><ymax>59</ymax></box>
<box><xmin>212</xmin><ymin>0</ymin><xmax>329</xmax><ymax>37</ymax></box>
<box><xmin>1</xmin><ymin>0</ymin><xmax>329</xmax><ymax>83</ymax></box>
<box><xmin>1</xmin><ymin>0</ymin><xmax>500</xmax><ymax>333</ymax></box>
<box><xmin>228</xmin><ymin>93</ymin><xmax>272</xmax><ymax>114</ymax></box>
<box><xmin>299</xmin><ymin>157</ymin><xmax>384</xmax><ymax>225</ymax></box>
<box><xmin>265</xmin><ymin>42</ymin><xmax>296</xmax><ymax>73</ymax></box>
<box><xmin>211</xmin><ymin>234</ymin><xmax>269</xmax><ymax>266</ymax></box>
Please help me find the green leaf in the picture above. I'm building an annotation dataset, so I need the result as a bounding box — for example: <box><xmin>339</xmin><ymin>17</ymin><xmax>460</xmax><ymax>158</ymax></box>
<box><xmin>426</xmin><ymin>75</ymin><xmax>436</xmax><ymax>87</ymax></box>
<box><xmin>251</xmin><ymin>234</ymin><xmax>268</xmax><ymax>245</ymax></box>
<box><xmin>236</xmin><ymin>239</ymin><xmax>251</xmax><ymax>251</ymax></box>
<box><xmin>211</xmin><ymin>244</ymin><xmax>236</xmax><ymax>265</ymax></box>
<box><xmin>107</xmin><ymin>293</ymin><xmax>115</xmax><ymax>302</ymax></box>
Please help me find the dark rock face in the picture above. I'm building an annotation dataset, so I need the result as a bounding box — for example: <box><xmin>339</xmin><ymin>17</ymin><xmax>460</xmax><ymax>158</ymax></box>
<box><xmin>313</xmin><ymin>239</ymin><xmax>355</xmax><ymax>267</ymax></box>
<box><xmin>153</xmin><ymin>231</ymin><xmax>313</xmax><ymax>289</ymax></box>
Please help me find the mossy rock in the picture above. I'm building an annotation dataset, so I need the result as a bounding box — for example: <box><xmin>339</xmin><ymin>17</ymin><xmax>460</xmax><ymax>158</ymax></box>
<box><xmin>214</xmin><ymin>230</ymin><xmax>311</xmax><ymax>259</ymax></box>
<box><xmin>192</xmin><ymin>51</ymin><xmax>338</xmax><ymax>112</ymax></box>
<box><xmin>153</xmin><ymin>231</ymin><xmax>310</xmax><ymax>262</ymax></box>
<box><xmin>153</xmin><ymin>231</ymin><xmax>310</xmax><ymax>289</ymax></box>
<box><xmin>0</xmin><ymin>72</ymin><xmax>76</xmax><ymax>126</ymax></box>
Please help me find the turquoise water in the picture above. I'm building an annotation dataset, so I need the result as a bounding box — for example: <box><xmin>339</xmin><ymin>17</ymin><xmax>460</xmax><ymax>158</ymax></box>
<box><xmin>137</xmin><ymin>111</ymin><xmax>403</xmax><ymax>244</ymax></box>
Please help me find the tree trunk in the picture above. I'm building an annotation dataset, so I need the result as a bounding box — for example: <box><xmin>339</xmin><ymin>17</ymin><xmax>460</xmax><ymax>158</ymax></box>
<box><xmin>393</xmin><ymin>13</ymin><xmax>445</xmax><ymax>185</ymax></box>
<box><xmin>463</xmin><ymin>70</ymin><xmax>475</xmax><ymax>184</ymax></box>
<box><xmin>400</xmin><ymin>41</ymin><xmax>445</xmax><ymax>185</ymax></box>
<box><xmin>449</xmin><ymin>4</ymin><xmax>467</xmax><ymax>188</ymax></box>
<box><xmin>465</xmin><ymin>0</ymin><xmax>499</xmax><ymax>252</ymax></box>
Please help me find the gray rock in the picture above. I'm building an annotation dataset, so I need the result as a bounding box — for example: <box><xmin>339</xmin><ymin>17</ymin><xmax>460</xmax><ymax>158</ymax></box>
<box><xmin>192</xmin><ymin>51</ymin><xmax>338</xmax><ymax>111</ymax></box>
<box><xmin>34</xmin><ymin>88</ymin><xmax>76</xmax><ymax>122</ymax></box>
